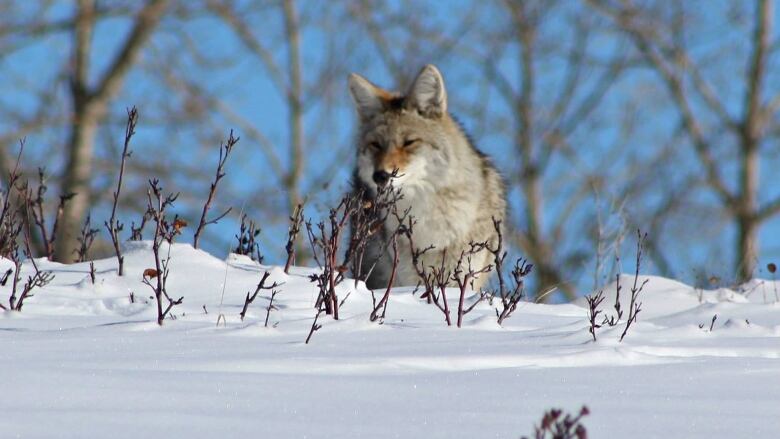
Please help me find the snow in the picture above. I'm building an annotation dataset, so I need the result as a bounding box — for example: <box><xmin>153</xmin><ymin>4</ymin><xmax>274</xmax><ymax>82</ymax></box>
<box><xmin>2</xmin><ymin>243</ymin><xmax>779</xmax><ymax>438</ymax></box>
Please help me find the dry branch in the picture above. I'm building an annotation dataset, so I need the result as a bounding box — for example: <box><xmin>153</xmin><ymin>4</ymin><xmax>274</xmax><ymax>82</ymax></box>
<box><xmin>585</xmin><ymin>290</ymin><xmax>605</xmax><ymax>342</ymax></box>
<box><xmin>23</xmin><ymin>168</ymin><xmax>74</xmax><ymax>260</ymax></box>
<box><xmin>284</xmin><ymin>203</ymin><xmax>304</xmax><ymax>273</ymax></box>
<box><xmin>487</xmin><ymin>219</ymin><xmax>533</xmax><ymax>325</ymax></box>
<box><xmin>104</xmin><ymin>106</ymin><xmax>137</xmax><ymax>276</ymax></box>
<box><xmin>193</xmin><ymin>130</ymin><xmax>238</xmax><ymax>249</ymax></box>
<box><xmin>75</xmin><ymin>213</ymin><xmax>99</xmax><ymax>263</ymax></box>
<box><xmin>619</xmin><ymin>230</ymin><xmax>648</xmax><ymax>342</ymax></box>
<box><xmin>239</xmin><ymin>270</ymin><xmax>282</xmax><ymax>321</ymax></box>
<box><xmin>370</xmin><ymin>234</ymin><xmax>399</xmax><ymax>322</ymax></box>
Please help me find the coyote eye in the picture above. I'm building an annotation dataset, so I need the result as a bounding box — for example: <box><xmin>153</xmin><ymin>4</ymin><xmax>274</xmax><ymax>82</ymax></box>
<box><xmin>368</xmin><ymin>141</ymin><xmax>382</xmax><ymax>151</ymax></box>
<box><xmin>402</xmin><ymin>139</ymin><xmax>419</xmax><ymax>148</ymax></box>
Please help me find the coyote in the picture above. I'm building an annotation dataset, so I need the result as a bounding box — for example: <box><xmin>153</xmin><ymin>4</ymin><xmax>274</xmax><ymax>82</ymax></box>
<box><xmin>348</xmin><ymin>64</ymin><xmax>506</xmax><ymax>291</ymax></box>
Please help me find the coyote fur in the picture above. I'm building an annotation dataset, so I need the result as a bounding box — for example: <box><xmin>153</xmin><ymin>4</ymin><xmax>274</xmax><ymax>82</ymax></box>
<box><xmin>348</xmin><ymin>64</ymin><xmax>506</xmax><ymax>291</ymax></box>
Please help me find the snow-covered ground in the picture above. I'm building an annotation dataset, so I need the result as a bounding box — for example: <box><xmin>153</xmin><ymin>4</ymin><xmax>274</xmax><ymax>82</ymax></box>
<box><xmin>2</xmin><ymin>242</ymin><xmax>779</xmax><ymax>438</ymax></box>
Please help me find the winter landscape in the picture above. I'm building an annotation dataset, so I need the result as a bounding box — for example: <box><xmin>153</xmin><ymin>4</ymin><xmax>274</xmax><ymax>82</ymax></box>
<box><xmin>4</xmin><ymin>1</ymin><xmax>780</xmax><ymax>438</ymax></box>
<box><xmin>2</xmin><ymin>241</ymin><xmax>779</xmax><ymax>438</ymax></box>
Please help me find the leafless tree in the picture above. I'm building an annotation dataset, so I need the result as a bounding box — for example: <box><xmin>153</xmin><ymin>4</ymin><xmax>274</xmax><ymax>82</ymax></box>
<box><xmin>589</xmin><ymin>0</ymin><xmax>780</xmax><ymax>283</ymax></box>
<box><xmin>202</xmin><ymin>1</ymin><xmax>356</xmax><ymax>237</ymax></box>
<box><xmin>473</xmin><ymin>1</ymin><xmax>630</xmax><ymax>299</ymax></box>
<box><xmin>54</xmin><ymin>0</ymin><xmax>170</xmax><ymax>263</ymax></box>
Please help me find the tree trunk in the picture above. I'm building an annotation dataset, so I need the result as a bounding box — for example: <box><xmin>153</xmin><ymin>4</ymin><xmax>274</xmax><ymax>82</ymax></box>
<box><xmin>52</xmin><ymin>0</ymin><xmax>169</xmax><ymax>262</ymax></box>
<box><xmin>737</xmin><ymin>214</ymin><xmax>758</xmax><ymax>283</ymax></box>
<box><xmin>736</xmin><ymin>0</ymin><xmax>771</xmax><ymax>282</ymax></box>
<box><xmin>54</xmin><ymin>107</ymin><xmax>103</xmax><ymax>262</ymax></box>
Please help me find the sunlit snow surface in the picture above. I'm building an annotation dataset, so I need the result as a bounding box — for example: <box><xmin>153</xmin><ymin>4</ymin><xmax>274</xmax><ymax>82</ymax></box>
<box><xmin>2</xmin><ymin>242</ymin><xmax>779</xmax><ymax>438</ymax></box>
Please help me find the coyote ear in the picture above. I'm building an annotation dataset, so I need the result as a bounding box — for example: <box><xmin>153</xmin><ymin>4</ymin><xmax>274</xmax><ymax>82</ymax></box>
<box><xmin>407</xmin><ymin>64</ymin><xmax>447</xmax><ymax>118</ymax></box>
<box><xmin>348</xmin><ymin>73</ymin><xmax>386</xmax><ymax>118</ymax></box>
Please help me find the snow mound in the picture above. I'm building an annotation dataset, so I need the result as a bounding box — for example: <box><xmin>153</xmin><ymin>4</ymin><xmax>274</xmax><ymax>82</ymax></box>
<box><xmin>2</xmin><ymin>243</ymin><xmax>779</xmax><ymax>438</ymax></box>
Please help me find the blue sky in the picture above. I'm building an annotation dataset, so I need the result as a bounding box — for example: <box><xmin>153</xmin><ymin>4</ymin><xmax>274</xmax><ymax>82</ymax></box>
<box><xmin>3</xmin><ymin>1</ymin><xmax>780</xmax><ymax>297</ymax></box>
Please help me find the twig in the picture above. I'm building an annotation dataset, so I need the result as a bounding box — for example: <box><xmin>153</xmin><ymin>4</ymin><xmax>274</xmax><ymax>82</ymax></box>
<box><xmin>585</xmin><ymin>290</ymin><xmax>605</xmax><ymax>342</ymax></box>
<box><xmin>13</xmin><ymin>213</ymin><xmax>55</xmax><ymax>311</ymax></box>
<box><xmin>496</xmin><ymin>259</ymin><xmax>533</xmax><ymax>325</ymax></box>
<box><xmin>24</xmin><ymin>168</ymin><xmax>74</xmax><ymax>260</ymax></box>
<box><xmin>709</xmin><ymin>314</ymin><xmax>717</xmax><ymax>332</ymax></box>
<box><xmin>349</xmin><ymin>174</ymin><xmax>406</xmax><ymax>286</ymax></box>
<box><xmin>305</xmin><ymin>305</ymin><xmax>325</xmax><ymax>344</ymax></box>
<box><xmin>370</xmin><ymin>234</ymin><xmax>399</xmax><ymax>322</ymax></box>
<box><xmin>284</xmin><ymin>203</ymin><xmax>304</xmax><ymax>273</ymax></box>
<box><xmin>619</xmin><ymin>230</ymin><xmax>648</xmax><ymax>342</ymax></box>
<box><xmin>129</xmin><ymin>207</ymin><xmax>153</xmax><ymax>241</ymax></box>
<box><xmin>485</xmin><ymin>218</ymin><xmax>534</xmax><ymax>325</ymax></box>
<box><xmin>264</xmin><ymin>289</ymin><xmax>280</xmax><ymax>327</ymax></box>
<box><xmin>239</xmin><ymin>271</ymin><xmax>282</xmax><ymax>321</ymax></box>
<box><xmin>75</xmin><ymin>213</ymin><xmax>99</xmax><ymax>262</ymax></box>
<box><xmin>234</xmin><ymin>213</ymin><xmax>263</xmax><ymax>262</ymax></box>
<box><xmin>453</xmin><ymin>242</ymin><xmax>493</xmax><ymax>328</ymax></box>
<box><xmin>104</xmin><ymin>107</ymin><xmax>137</xmax><ymax>276</ymax></box>
<box><xmin>193</xmin><ymin>130</ymin><xmax>238</xmax><ymax>249</ymax></box>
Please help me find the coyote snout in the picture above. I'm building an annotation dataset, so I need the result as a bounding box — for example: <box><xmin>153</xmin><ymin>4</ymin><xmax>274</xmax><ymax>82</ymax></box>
<box><xmin>348</xmin><ymin>64</ymin><xmax>507</xmax><ymax>291</ymax></box>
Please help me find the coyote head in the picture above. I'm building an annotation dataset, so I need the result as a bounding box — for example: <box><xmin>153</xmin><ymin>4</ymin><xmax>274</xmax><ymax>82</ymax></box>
<box><xmin>349</xmin><ymin>64</ymin><xmax>465</xmax><ymax>192</ymax></box>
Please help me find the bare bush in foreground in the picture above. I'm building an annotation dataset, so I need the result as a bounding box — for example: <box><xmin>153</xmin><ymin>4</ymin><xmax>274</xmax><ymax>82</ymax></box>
<box><xmin>234</xmin><ymin>213</ymin><xmax>263</xmax><ymax>263</ymax></box>
<box><xmin>486</xmin><ymin>218</ymin><xmax>533</xmax><ymax>325</ymax></box>
<box><xmin>141</xmin><ymin>179</ymin><xmax>183</xmax><ymax>325</ymax></box>
<box><xmin>521</xmin><ymin>406</ymin><xmax>590</xmax><ymax>439</ymax></box>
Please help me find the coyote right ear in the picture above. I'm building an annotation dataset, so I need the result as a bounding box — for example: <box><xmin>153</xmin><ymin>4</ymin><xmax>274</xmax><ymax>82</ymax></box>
<box><xmin>348</xmin><ymin>73</ymin><xmax>386</xmax><ymax>118</ymax></box>
<box><xmin>407</xmin><ymin>64</ymin><xmax>447</xmax><ymax>118</ymax></box>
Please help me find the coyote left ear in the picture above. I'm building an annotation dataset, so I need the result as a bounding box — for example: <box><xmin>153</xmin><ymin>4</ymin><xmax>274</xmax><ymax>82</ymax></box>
<box><xmin>407</xmin><ymin>64</ymin><xmax>447</xmax><ymax>118</ymax></box>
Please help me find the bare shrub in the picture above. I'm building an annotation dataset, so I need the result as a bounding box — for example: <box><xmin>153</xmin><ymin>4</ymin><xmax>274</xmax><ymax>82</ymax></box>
<box><xmin>486</xmin><ymin>218</ymin><xmax>533</xmax><ymax>325</ymax></box>
<box><xmin>22</xmin><ymin>168</ymin><xmax>74</xmax><ymax>260</ymax></box>
<box><xmin>234</xmin><ymin>213</ymin><xmax>263</xmax><ymax>263</ymax></box>
<box><xmin>584</xmin><ymin>290</ymin><xmax>605</xmax><ymax>342</ymax></box>
<box><xmin>521</xmin><ymin>406</ymin><xmax>590</xmax><ymax>439</ymax></box>
<box><xmin>495</xmin><ymin>259</ymin><xmax>533</xmax><ymax>325</ymax></box>
<box><xmin>1</xmin><ymin>143</ymin><xmax>55</xmax><ymax>312</ymax></box>
<box><xmin>75</xmin><ymin>214</ymin><xmax>99</xmax><ymax>263</ymax></box>
<box><xmin>452</xmin><ymin>243</ymin><xmax>493</xmax><ymax>327</ymax></box>
<box><xmin>596</xmin><ymin>230</ymin><xmax>648</xmax><ymax>342</ymax></box>
<box><xmin>141</xmin><ymin>179</ymin><xmax>184</xmax><ymax>325</ymax></box>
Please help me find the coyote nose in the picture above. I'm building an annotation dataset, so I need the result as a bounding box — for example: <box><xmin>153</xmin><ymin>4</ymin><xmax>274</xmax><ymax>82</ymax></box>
<box><xmin>372</xmin><ymin>170</ymin><xmax>390</xmax><ymax>186</ymax></box>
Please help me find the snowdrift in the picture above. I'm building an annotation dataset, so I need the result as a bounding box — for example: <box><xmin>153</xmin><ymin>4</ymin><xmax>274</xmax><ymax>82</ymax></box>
<box><xmin>2</xmin><ymin>243</ymin><xmax>779</xmax><ymax>438</ymax></box>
